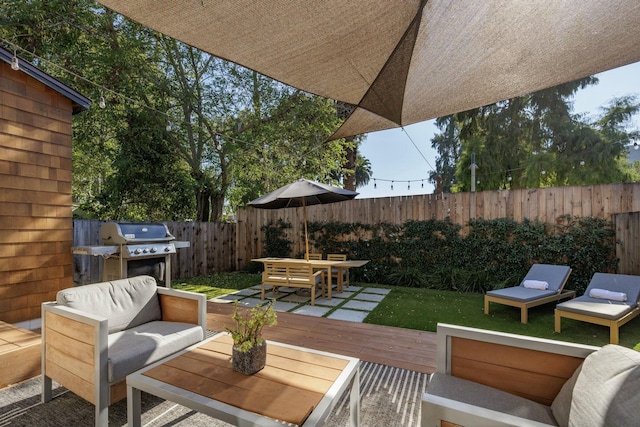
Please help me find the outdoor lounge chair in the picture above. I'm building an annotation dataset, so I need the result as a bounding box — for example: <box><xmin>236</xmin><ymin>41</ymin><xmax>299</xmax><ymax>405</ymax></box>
<box><xmin>555</xmin><ymin>272</ymin><xmax>640</xmax><ymax>344</ymax></box>
<box><xmin>484</xmin><ymin>264</ymin><xmax>573</xmax><ymax>323</ymax></box>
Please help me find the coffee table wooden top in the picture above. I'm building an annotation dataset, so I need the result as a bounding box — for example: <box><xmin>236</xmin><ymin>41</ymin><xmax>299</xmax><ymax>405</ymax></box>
<box><xmin>134</xmin><ymin>333</ymin><xmax>359</xmax><ymax>426</ymax></box>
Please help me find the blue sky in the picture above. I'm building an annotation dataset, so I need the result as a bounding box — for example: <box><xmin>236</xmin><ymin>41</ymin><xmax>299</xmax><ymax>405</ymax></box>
<box><xmin>357</xmin><ymin>61</ymin><xmax>640</xmax><ymax>199</ymax></box>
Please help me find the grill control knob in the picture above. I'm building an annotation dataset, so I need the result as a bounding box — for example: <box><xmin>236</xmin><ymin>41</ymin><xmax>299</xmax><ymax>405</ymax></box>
<box><xmin>134</xmin><ymin>248</ymin><xmax>142</xmax><ymax>254</ymax></box>
<box><xmin>164</xmin><ymin>246</ymin><xmax>171</xmax><ymax>252</ymax></box>
<box><xmin>150</xmin><ymin>247</ymin><xmax>157</xmax><ymax>253</ymax></box>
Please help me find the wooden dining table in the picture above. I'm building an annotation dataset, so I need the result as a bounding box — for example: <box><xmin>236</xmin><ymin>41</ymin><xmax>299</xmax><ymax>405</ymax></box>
<box><xmin>251</xmin><ymin>257</ymin><xmax>369</xmax><ymax>299</ymax></box>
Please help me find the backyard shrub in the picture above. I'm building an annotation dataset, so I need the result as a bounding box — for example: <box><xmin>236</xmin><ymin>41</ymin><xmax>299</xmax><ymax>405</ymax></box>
<box><xmin>302</xmin><ymin>215</ymin><xmax>617</xmax><ymax>294</ymax></box>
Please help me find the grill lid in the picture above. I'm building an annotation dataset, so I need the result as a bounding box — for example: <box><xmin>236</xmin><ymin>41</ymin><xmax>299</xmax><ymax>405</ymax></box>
<box><xmin>100</xmin><ymin>222</ymin><xmax>175</xmax><ymax>244</ymax></box>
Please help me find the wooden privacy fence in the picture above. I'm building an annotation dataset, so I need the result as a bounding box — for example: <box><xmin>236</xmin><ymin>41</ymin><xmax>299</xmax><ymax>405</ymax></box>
<box><xmin>73</xmin><ymin>182</ymin><xmax>640</xmax><ymax>284</ymax></box>
<box><xmin>72</xmin><ymin>220</ymin><xmax>236</xmax><ymax>285</ymax></box>
<box><xmin>236</xmin><ymin>183</ymin><xmax>640</xmax><ymax>273</ymax></box>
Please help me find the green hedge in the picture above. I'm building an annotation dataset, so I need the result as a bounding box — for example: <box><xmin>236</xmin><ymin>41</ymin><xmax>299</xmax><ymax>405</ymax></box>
<box><xmin>290</xmin><ymin>215</ymin><xmax>617</xmax><ymax>295</ymax></box>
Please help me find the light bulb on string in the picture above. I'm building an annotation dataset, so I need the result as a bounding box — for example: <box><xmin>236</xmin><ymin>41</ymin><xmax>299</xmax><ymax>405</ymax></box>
<box><xmin>98</xmin><ymin>94</ymin><xmax>106</xmax><ymax>109</ymax></box>
<box><xmin>580</xmin><ymin>160</ymin><xmax>585</xmax><ymax>166</ymax></box>
<box><xmin>391</xmin><ymin>181</ymin><xmax>394</xmax><ymax>190</ymax></box>
<box><xmin>408</xmin><ymin>182</ymin><xmax>410</xmax><ymax>190</ymax></box>
<box><xmin>421</xmin><ymin>180</ymin><xmax>424</xmax><ymax>188</ymax></box>
<box><xmin>634</xmin><ymin>142</ymin><xmax>639</xmax><ymax>151</ymax></box>
<box><xmin>541</xmin><ymin>169</ymin><xmax>546</xmax><ymax>175</ymax></box>
<box><xmin>373</xmin><ymin>179</ymin><xmax>377</xmax><ymax>189</ymax></box>
<box><xmin>11</xmin><ymin>46</ymin><xmax>19</xmax><ymax>71</ymax></box>
<box><xmin>166</xmin><ymin>121</ymin><xmax>172</xmax><ymax>131</ymax></box>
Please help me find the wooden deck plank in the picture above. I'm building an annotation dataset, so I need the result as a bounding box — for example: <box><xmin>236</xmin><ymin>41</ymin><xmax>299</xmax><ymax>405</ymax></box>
<box><xmin>206</xmin><ymin>301</ymin><xmax>437</xmax><ymax>374</ymax></box>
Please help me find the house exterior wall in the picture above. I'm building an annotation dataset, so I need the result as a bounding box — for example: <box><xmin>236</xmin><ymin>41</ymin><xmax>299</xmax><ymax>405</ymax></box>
<box><xmin>0</xmin><ymin>60</ymin><xmax>74</xmax><ymax>325</ymax></box>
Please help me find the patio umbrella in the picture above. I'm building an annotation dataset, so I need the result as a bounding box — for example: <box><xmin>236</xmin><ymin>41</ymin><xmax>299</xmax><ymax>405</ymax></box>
<box><xmin>247</xmin><ymin>179</ymin><xmax>358</xmax><ymax>260</ymax></box>
<box><xmin>96</xmin><ymin>0</ymin><xmax>640</xmax><ymax>139</ymax></box>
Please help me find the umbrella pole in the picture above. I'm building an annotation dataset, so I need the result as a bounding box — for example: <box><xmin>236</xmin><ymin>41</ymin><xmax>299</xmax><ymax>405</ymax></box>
<box><xmin>303</xmin><ymin>199</ymin><xmax>309</xmax><ymax>261</ymax></box>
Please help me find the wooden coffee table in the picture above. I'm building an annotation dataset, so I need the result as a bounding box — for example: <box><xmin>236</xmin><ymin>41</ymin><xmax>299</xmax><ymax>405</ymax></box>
<box><xmin>127</xmin><ymin>332</ymin><xmax>360</xmax><ymax>426</ymax></box>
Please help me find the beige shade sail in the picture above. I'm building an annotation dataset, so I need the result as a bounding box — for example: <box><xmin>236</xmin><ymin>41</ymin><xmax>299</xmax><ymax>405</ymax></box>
<box><xmin>96</xmin><ymin>0</ymin><xmax>640</xmax><ymax>139</ymax></box>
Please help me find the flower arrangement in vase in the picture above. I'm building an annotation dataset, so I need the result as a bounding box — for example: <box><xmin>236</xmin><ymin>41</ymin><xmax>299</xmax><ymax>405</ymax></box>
<box><xmin>226</xmin><ymin>299</ymin><xmax>277</xmax><ymax>374</ymax></box>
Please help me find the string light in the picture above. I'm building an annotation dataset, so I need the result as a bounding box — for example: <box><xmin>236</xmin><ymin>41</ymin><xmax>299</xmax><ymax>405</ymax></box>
<box><xmin>166</xmin><ymin>121</ymin><xmax>172</xmax><ymax>131</ymax></box>
<box><xmin>11</xmin><ymin>45</ymin><xmax>19</xmax><ymax>70</ymax></box>
<box><xmin>391</xmin><ymin>181</ymin><xmax>394</xmax><ymax>190</ymax></box>
<box><xmin>98</xmin><ymin>93</ymin><xmax>106</xmax><ymax>109</ymax></box>
<box><xmin>373</xmin><ymin>179</ymin><xmax>377</xmax><ymax>189</ymax></box>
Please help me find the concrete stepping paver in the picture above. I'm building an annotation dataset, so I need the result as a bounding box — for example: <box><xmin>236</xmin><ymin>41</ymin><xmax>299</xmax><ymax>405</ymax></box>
<box><xmin>354</xmin><ymin>293</ymin><xmax>386</xmax><ymax>302</ymax></box>
<box><xmin>213</xmin><ymin>283</ymin><xmax>390</xmax><ymax>323</ymax></box>
<box><xmin>272</xmin><ymin>300</ymin><xmax>300</xmax><ymax>312</ymax></box>
<box><xmin>361</xmin><ymin>287</ymin><xmax>390</xmax><ymax>295</ymax></box>
<box><xmin>292</xmin><ymin>305</ymin><xmax>332</xmax><ymax>317</ymax></box>
<box><xmin>279</xmin><ymin>294</ymin><xmax>311</xmax><ymax>303</ymax></box>
<box><xmin>314</xmin><ymin>297</ymin><xmax>344</xmax><ymax>307</ymax></box>
<box><xmin>328</xmin><ymin>309</ymin><xmax>369</xmax><ymax>322</ymax></box>
<box><xmin>342</xmin><ymin>300</ymin><xmax>379</xmax><ymax>311</ymax></box>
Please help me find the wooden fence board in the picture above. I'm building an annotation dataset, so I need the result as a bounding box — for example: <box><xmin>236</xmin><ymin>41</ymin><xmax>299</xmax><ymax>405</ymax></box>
<box><xmin>71</xmin><ymin>183</ymin><xmax>640</xmax><ymax>282</ymax></box>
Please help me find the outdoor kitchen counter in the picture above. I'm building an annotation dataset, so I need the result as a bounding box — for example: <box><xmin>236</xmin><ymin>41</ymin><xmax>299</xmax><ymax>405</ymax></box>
<box><xmin>251</xmin><ymin>257</ymin><xmax>369</xmax><ymax>299</ymax></box>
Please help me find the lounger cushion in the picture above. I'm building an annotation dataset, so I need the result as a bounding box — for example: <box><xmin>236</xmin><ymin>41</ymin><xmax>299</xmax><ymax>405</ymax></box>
<box><xmin>486</xmin><ymin>264</ymin><xmax>571</xmax><ymax>302</ymax></box>
<box><xmin>107</xmin><ymin>320</ymin><xmax>204</xmax><ymax>383</ymax></box>
<box><xmin>487</xmin><ymin>287</ymin><xmax>557</xmax><ymax>302</ymax></box>
<box><xmin>521</xmin><ymin>264</ymin><xmax>572</xmax><ymax>292</ymax></box>
<box><xmin>57</xmin><ymin>275</ymin><xmax>162</xmax><ymax>334</ymax></box>
<box><xmin>556</xmin><ymin>272</ymin><xmax>640</xmax><ymax>320</ymax></box>
<box><xmin>569</xmin><ymin>345</ymin><xmax>640</xmax><ymax>427</ymax></box>
<box><xmin>584</xmin><ymin>273</ymin><xmax>640</xmax><ymax>304</ymax></box>
<box><xmin>427</xmin><ymin>373</ymin><xmax>557</xmax><ymax>425</ymax></box>
<box><xmin>555</xmin><ymin>297</ymin><xmax>635</xmax><ymax>320</ymax></box>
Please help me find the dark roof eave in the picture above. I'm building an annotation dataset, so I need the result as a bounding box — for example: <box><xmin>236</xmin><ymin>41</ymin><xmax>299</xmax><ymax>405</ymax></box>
<box><xmin>0</xmin><ymin>46</ymin><xmax>91</xmax><ymax>114</ymax></box>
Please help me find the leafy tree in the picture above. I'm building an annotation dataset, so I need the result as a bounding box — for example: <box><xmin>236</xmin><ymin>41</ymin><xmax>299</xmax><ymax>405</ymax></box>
<box><xmin>431</xmin><ymin>78</ymin><xmax>640</xmax><ymax>191</ymax></box>
<box><xmin>2</xmin><ymin>0</ymin><xmax>355</xmax><ymax>221</ymax></box>
<box><xmin>355</xmin><ymin>156</ymin><xmax>373</xmax><ymax>188</ymax></box>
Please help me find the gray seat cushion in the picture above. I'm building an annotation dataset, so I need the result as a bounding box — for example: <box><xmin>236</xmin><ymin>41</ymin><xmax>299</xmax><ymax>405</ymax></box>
<box><xmin>487</xmin><ymin>264</ymin><xmax>571</xmax><ymax>301</ymax></box>
<box><xmin>56</xmin><ymin>276</ymin><xmax>161</xmax><ymax>334</ymax></box>
<box><xmin>107</xmin><ymin>320</ymin><xmax>204</xmax><ymax>383</ymax></box>
<box><xmin>569</xmin><ymin>344</ymin><xmax>640</xmax><ymax>427</ymax></box>
<box><xmin>487</xmin><ymin>286</ymin><xmax>557</xmax><ymax>302</ymax></box>
<box><xmin>427</xmin><ymin>372</ymin><xmax>558</xmax><ymax>425</ymax></box>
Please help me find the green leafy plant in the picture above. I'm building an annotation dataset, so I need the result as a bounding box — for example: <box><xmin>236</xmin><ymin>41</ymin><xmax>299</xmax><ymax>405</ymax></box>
<box><xmin>226</xmin><ymin>300</ymin><xmax>277</xmax><ymax>352</ymax></box>
<box><xmin>261</xmin><ymin>219</ymin><xmax>292</xmax><ymax>258</ymax></box>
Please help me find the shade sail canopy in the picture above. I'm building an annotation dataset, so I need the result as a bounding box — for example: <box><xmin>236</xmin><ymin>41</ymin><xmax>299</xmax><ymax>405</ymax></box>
<box><xmin>247</xmin><ymin>179</ymin><xmax>358</xmax><ymax>209</ymax></box>
<box><xmin>96</xmin><ymin>0</ymin><xmax>640</xmax><ymax>138</ymax></box>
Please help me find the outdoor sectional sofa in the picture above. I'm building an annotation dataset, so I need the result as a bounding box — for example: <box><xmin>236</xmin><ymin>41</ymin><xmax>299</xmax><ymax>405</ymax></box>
<box><xmin>422</xmin><ymin>323</ymin><xmax>640</xmax><ymax>427</ymax></box>
<box><xmin>41</xmin><ymin>275</ymin><xmax>207</xmax><ymax>427</ymax></box>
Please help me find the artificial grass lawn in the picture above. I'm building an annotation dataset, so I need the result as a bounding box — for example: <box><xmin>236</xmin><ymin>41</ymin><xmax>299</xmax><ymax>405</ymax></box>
<box><xmin>173</xmin><ymin>273</ymin><xmax>261</xmax><ymax>299</ymax></box>
<box><xmin>174</xmin><ymin>273</ymin><xmax>640</xmax><ymax>349</ymax></box>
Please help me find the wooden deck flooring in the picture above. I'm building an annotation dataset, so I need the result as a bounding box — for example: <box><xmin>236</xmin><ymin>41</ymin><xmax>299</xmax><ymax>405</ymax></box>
<box><xmin>206</xmin><ymin>301</ymin><xmax>438</xmax><ymax>374</ymax></box>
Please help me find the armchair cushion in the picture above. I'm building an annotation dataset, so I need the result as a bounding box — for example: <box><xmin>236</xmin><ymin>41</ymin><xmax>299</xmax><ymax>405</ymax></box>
<box><xmin>107</xmin><ymin>320</ymin><xmax>203</xmax><ymax>383</ymax></box>
<box><xmin>56</xmin><ymin>276</ymin><xmax>161</xmax><ymax>334</ymax></box>
<box><xmin>569</xmin><ymin>344</ymin><xmax>640</xmax><ymax>427</ymax></box>
<box><xmin>427</xmin><ymin>373</ymin><xmax>557</xmax><ymax>425</ymax></box>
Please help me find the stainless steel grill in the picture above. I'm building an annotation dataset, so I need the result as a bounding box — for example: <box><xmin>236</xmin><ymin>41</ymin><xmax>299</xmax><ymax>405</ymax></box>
<box><xmin>72</xmin><ymin>222</ymin><xmax>189</xmax><ymax>287</ymax></box>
